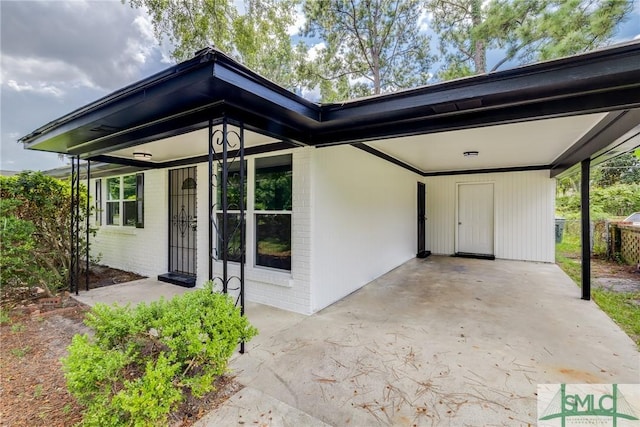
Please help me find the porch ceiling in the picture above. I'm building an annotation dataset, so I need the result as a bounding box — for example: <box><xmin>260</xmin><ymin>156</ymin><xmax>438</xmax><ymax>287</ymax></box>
<box><xmin>364</xmin><ymin>113</ymin><xmax>608</xmax><ymax>173</ymax></box>
<box><xmin>107</xmin><ymin>125</ymin><xmax>279</xmax><ymax>164</ymax></box>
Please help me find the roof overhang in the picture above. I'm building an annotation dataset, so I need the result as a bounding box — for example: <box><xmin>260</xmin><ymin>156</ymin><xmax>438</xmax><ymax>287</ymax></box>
<box><xmin>19</xmin><ymin>41</ymin><xmax>640</xmax><ymax>175</ymax></box>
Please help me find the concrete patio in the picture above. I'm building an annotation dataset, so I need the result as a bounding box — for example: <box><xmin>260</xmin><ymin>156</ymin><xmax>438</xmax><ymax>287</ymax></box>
<box><xmin>73</xmin><ymin>256</ymin><xmax>640</xmax><ymax>426</ymax></box>
<box><xmin>73</xmin><ymin>278</ymin><xmax>191</xmax><ymax>307</ymax></box>
<box><xmin>201</xmin><ymin>256</ymin><xmax>640</xmax><ymax>426</ymax></box>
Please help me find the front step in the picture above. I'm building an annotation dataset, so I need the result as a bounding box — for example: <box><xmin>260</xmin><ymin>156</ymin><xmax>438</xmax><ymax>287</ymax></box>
<box><xmin>157</xmin><ymin>272</ymin><xmax>196</xmax><ymax>288</ymax></box>
<box><xmin>454</xmin><ymin>252</ymin><xmax>496</xmax><ymax>261</ymax></box>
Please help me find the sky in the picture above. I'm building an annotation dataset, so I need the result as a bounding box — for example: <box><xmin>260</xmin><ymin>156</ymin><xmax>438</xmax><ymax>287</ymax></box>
<box><xmin>1</xmin><ymin>0</ymin><xmax>639</xmax><ymax>172</ymax></box>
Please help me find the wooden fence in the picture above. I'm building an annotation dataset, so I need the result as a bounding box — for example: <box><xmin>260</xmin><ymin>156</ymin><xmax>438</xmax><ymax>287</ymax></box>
<box><xmin>609</xmin><ymin>223</ymin><xmax>640</xmax><ymax>265</ymax></box>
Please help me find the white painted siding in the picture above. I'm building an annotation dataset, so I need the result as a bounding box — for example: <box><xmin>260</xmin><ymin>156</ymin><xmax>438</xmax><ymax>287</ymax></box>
<box><xmin>424</xmin><ymin>170</ymin><xmax>555</xmax><ymax>262</ymax></box>
<box><xmin>90</xmin><ymin>151</ymin><xmax>314</xmax><ymax>315</ymax></box>
<box><xmin>90</xmin><ymin>169</ymin><xmax>168</xmax><ymax>277</ymax></box>
<box><xmin>311</xmin><ymin>145</ymin><xmax>418</xmax><ymax>311</ymax></box>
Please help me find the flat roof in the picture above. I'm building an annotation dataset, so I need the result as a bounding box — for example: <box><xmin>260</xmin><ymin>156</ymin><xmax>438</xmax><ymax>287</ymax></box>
<box><xmin>19</xmin><ymin>41</ymin><xmax>640</xmax><ymax>170</ymax></box>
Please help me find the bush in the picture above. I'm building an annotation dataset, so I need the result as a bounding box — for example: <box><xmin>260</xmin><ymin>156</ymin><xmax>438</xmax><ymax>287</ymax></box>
<box><xmin>556</xmin><ymin>183</ymin><xmax>640</xmax><ymax>218</ymax></box>
<box><xmin>0</xmin><ymin>171</ymin><xmax>94</xmax><ymax>297</ymax></box>
<box><xmin>62</xmin><ymin>284</ymin><xmax>257</xmax><ymax>426</ymax></box>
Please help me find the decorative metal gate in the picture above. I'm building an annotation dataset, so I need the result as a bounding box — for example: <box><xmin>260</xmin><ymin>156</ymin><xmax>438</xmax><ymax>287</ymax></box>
<box><xmin>169</xmin><ymin>167</ymin><xmax>198</xmax><ymax>276</ymax></box>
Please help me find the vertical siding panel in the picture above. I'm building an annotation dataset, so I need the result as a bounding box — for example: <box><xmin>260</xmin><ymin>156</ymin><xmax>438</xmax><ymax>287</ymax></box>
<box><xmin>425</xmin><ymin>170</ymin><xmax>554</xmax><ymax>262</ymax></box>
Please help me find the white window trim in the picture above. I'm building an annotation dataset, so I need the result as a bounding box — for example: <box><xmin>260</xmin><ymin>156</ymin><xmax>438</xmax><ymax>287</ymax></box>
<box><xmin>213</xmin><ymin>155</ymin><xmax>293</xmax><ymax>272</ymax></box>
<box><xmin>105</xmin><ymin>174</ymin><xmax>137</xmax><ymax>228</ymax></box>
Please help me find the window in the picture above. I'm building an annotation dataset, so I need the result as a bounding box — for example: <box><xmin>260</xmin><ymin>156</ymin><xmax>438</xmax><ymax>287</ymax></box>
<box><xmin>106</xmin><ymin>174</ymin><xmax>144</xmax><ymax>227</ymax></box>
<box><xmin>95</xmin><ymin>179</ymin><xmax>102</xmax><ymax>226</ymax></box>
<box><xmin>214</xmin><ymin>154</ymin><xmax>293</xmax><ymax>271</ymax></box>
<box><xmin>255</xmin><ymin>155</ymin><xmax>292</xmax><ymax>270</ymax></box>
<box><xmin>215</xmin><ymin>161</ymin><xmax>246</xmax><ymax>262</ymax></box>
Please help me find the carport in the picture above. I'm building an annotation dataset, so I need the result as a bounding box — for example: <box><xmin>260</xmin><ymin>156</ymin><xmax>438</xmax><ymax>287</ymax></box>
<box><xmin>18</xmin><ymin>41</ymin><xmax>640</xmax><ymax>316</ymax></box>
<box><xmin>202</xmin><ymin>256</ymin><xmax>639</xmax><ymax>426</ymax></box>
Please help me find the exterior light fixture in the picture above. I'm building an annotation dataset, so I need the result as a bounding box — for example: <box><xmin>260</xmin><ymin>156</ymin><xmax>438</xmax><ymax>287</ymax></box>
<box><xmin>133</xmin><ymin>152</ymin><xmax>152</xmax><ymax>161</ymax></box>
<box><xmin>463</xmin><ymin>151</ymin><xmax>479</xmax><ymax>157</ymax></box>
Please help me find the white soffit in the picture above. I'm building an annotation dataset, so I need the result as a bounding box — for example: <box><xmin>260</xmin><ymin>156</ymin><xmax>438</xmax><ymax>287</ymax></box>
<box><xmin>108</xmin><ymin>126</ymin><xmax>280</xmax><ymax>163</ymax></box>
<box><xmin>366</xmin><ymin>113</ymin><xmax>609</xmax><ymax>173</ymax></box>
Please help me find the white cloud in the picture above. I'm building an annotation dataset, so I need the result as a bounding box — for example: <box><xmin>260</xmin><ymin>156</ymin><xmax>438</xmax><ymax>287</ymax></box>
<box><xmin>419</xmin><ymin>9</ymin><xmax>432</xmax><ymax>32</ymax></box>
<box><xmin>6</xmin><ymin>80</ymin><xmax>64</xmax><ymax>97</ymax></box>
<box><xmin>1</xmin><ymin>55</ymin><xmax>97</xmax><ymax>92</ymax></box>
<box><xmin>288</xmin><ymin>7</ymin><xmax>306</xmax><ymax>36</ymax></box>
<box><xmin>307</xmin><ymin>42</ymin><xmax>326</xmax><ymax>61</ymax></box>
<box><xmin>301</xmin><ymin>85</ymin><xmax>321</xmax><ymax>102</ymax></box>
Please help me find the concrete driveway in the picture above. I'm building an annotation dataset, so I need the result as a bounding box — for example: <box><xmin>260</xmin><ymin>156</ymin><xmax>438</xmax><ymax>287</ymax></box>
<box><xmin>200</xmin><ymin>256</ymin><xmax>639</xmax><ymax>426</ymax></box>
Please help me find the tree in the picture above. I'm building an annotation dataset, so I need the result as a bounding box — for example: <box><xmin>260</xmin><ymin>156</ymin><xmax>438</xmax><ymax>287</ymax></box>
<box><xmin>427</xmin><ymin>0</ymin><xmax>633</xmax><ymax>79</ymax></box>
<box><xmin>125</xmin><ymin>0</ymin><xmax>305</xmax><ymax>90</ymax></box>
<box><xmin>592</xmin><ymin>152</ymin><xmax>640</xmax><ymax>187</ymax></box>
<box><xmin>0</xmin><ymin>172</ymin><xmax>93</xmax><ymax>296</ymax></box>
<box><xmin>301</xmin><ymin>0</ymin><xmax>435</xmax><ymax>101</ymax></box>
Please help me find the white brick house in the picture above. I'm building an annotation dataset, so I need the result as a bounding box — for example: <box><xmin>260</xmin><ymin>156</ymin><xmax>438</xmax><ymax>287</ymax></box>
<box><xmin>21</xmin><ymin>44</ymin><xmax>640</xmax><ymax>314</ymax></box>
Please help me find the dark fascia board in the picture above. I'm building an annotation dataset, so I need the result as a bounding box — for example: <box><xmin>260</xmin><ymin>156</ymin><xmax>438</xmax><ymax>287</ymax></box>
<box><xmin>44</xmin><ymin>162</ymin><xmax>148</xmax><ymax>180</ymax></box>
<box><xmin>19</xmin><ymin>42</ymin><xmax>640</xmax><ymax>160</ymax></box>
<box><xmin>351</xmin><ymin>143</ymin><xmax>424</xmax><ymax>175</ymax></box>
<box><xmin>20</xmin><ymin>52</ymin><xmax>216</xmax><ymax>148</ymax></box>
<box><xmin>422</xmin><ymin>165</ymin><xmax>550</xmax><ymax>177</ymax></box>
<box><xmin>87</xmin><ymin>141</ymin><xmax>294</xmax><ymax>170</ymax></box>
<box><xmin>212</xmin><ymin>57</ymin><xmax>319</xmax><ymax>120</ymax></box>
<box><xmin>550</xmin><ymin>109</ymin><xmax>640</xmax><ymax>177</ymax></box>
<box><xmin>322</xmin><ymin>41</ymin><xmax>640</xmax><ymax>122</ymax></box>
<box><xmin>313</xmin><ymin>44</ymin><xmax>640</xmax><ymax>144</ymax></box>
<box><xmin>20</xmin><ymin>48</ymin><xmax>320</xmax><ymax>153</ymax></box>
<box><xmin>315</xmin><ymin>87</ymin><xmax>640</xmax><ymax>146</ymax></box>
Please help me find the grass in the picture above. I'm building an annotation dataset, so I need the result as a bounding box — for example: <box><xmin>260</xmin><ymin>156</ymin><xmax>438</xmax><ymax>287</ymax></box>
<box><xmin>555</xmin><ymin>234</ymin><xmax>640</xmax><ymax>348</ymax></box>
<box><xmin>11</xmin><ymin>346</ymin><xmax>31</xmax><ymax>358</ymax></box>
<box><xmin>592</xmin><ymin>288</ymin><xmax>640</xmax><ymax>346</ymax></box>
<box><xmin>0</xmin><ymin>308</ymin><xmax>10</xmax><ymax>325</ymax></box>
<box><xmin>10</xmin><ymin>323</ymin><xmax>25</xmax><ymax>333</ymax></box>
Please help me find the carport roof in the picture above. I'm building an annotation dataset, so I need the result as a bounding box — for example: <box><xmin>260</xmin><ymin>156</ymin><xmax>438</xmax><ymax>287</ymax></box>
<box><xmin>19</xmin><ymin>41</ymin><xmax>640</xmax><ymax>176</ymax></box>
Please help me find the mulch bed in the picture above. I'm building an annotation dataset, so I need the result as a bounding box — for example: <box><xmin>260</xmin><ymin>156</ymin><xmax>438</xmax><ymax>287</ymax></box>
<box><xmin>0</xmin><ymin>267</ymin><xmax>241</xmax><ymax>426</ymax></box>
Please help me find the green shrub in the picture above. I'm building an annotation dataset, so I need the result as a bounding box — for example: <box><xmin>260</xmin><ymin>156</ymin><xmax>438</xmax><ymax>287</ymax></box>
<box><xmin>0</xmin><ymin>171</ymin><xmax>95</xmax><ymax>297</ymax></box>
<box><xmin>62</xmin><ymin>284</ymin><xmax>257</xmax><ymax>426</ymax></box>
<box><xmin>556</xmin><ymin>183</ymin><xmax>640</xmax><ymax>218</ymax></box>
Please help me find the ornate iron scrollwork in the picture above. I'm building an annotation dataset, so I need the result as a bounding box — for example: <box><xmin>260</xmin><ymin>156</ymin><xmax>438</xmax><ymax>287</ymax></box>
<box><xmin>173</xmin><ymin>205</ymin><xmax>196</xmax><ymax>237</ymax></box>
<box><xmin>208</xmin><ymin>117</ymin><xmax>245</xmax><ymax>353</ymax></box>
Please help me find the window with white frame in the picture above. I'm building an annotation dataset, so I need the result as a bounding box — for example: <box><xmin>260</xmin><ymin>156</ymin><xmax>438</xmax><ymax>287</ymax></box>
<box><xmin>254</xmin><ymin>155</ymin><xmax>292</xmax><ymax>271</ymax></box>
<box><xmin>215</xmin><ymin>161</ymin><xmax>246</xmax><ymax>262</ymax></box>
<box><xmin>106</xmin><ymin>174</ymin><xmax>144</xmax><ymax>227</ymax></box>
<box><xmin>215</xmin><ymin>154</ymin><xmax>292</xmax><ymax>271</ymax></box>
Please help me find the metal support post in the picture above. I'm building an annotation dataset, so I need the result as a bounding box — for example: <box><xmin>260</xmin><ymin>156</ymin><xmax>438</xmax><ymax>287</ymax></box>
<box><xmin>581</xmin><ymin>158</ymin><xmax>591</xmax><ymax>300</ymax></box>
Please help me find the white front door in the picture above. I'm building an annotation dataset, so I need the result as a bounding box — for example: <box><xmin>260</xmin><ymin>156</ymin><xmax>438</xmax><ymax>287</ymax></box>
<box><xmin>457</xmin><ymin>183</ymin><xmax>494</xmax><ymax>255</ymax></box>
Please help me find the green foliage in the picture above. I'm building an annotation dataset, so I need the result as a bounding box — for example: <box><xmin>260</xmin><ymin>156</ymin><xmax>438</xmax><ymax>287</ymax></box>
<box><xmin>593</xmin><ymin>288</ymin><xmax>640</xmax><ymax>348</ymax></box>
<box><xmin>112</xmin><ymin>353</ymin><xmax>183</xmax><ymax>426</ymax></box>
<box><xmin>556</xmin><ymin>184</ymin><xmax>640</xmax><ymax>218</ymax></box>
<box><xmin>125</xmin><ymin>0</ymin><xmax>304</xmax><ymax>91</ymax></box>
<box><xmin>0</xmin><ymin>171</ymin><xmax>94</xmax><ymax>297</ymax></box>
<box><xmin>429</xmin><ymin>0</ymin><xmax>633</xmax><ymax>79</ymax></box>
<box><xmin>11</xmin><ymin>322</ymin><xmax>25</xmax><ymax>333</ymax></box>
<box><xmin>556</xmin><ymin>243</ymin><xmax>640</xmax><ymax>348</ymax></box>
<box><xmin>62</xmin><ymin>284</ymin><xmax>257</xmax><ymax>426</ymax></box>
<box><xmin>302</xmin><ymin>0</ymin><xmax>435</xmax><ymax>100</ymax></box>
<box><xmin>0</xmin><ymin>308</ymin><xmax>10</xmax><ymax>325</ymax></box>
<box><xmin>11</xmin><ymin>346</ymin><xmax>31</xmax><ymax>358</ymax></box>
<box><xmin>592</xmin><ymin>152</ymin><xmax>640</xmax><ymax>187</ymax></box>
